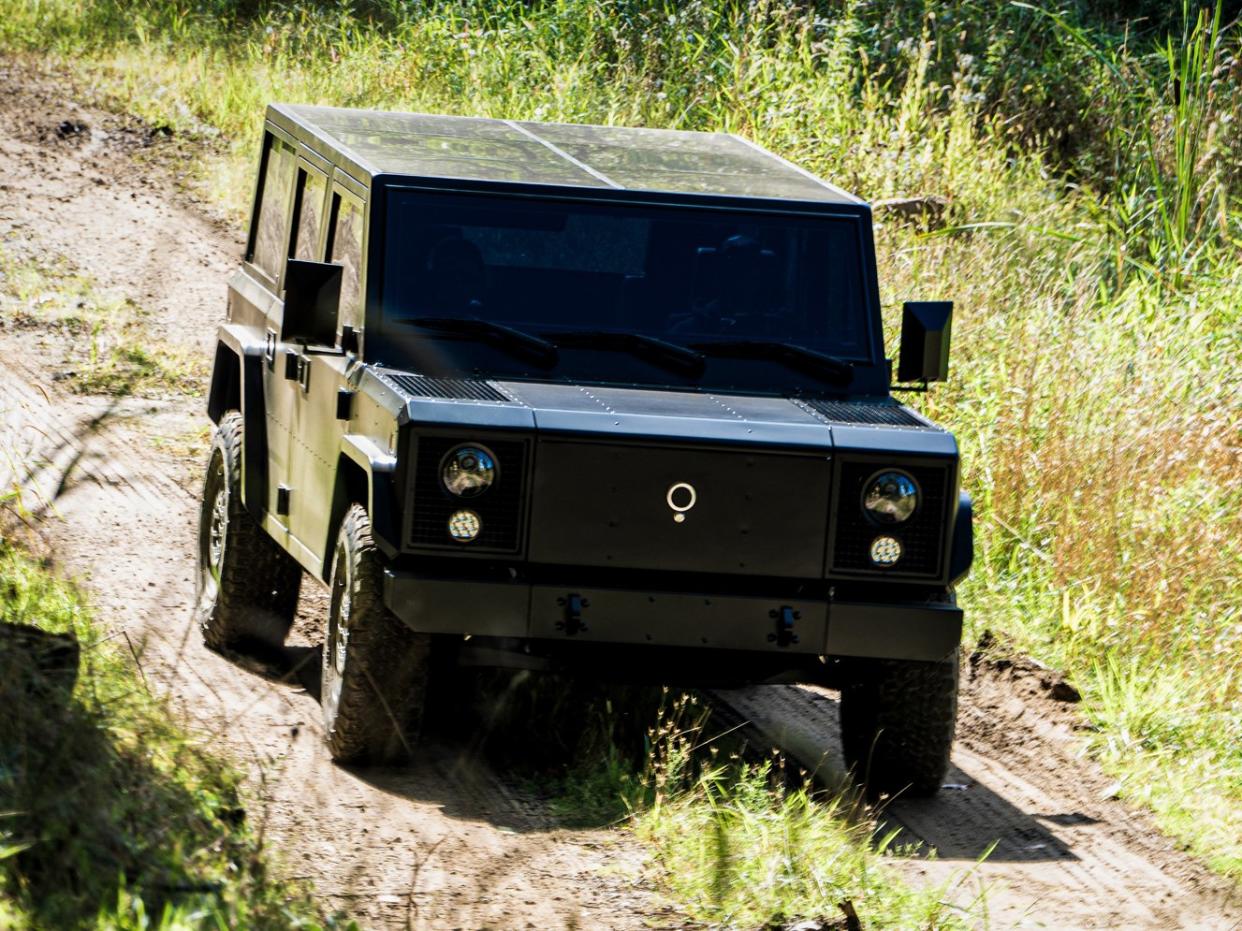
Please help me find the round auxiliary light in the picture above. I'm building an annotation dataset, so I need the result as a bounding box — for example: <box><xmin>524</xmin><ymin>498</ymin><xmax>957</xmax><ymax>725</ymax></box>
<box><xmin>448</xmin><ymin>509</ymin><xmax>482</xmax><ymax>543</ymax></box>
<box><xmin>870</xmin><ymin>535</ymin><xmax>904</xmax><ymax>567</ymax></box>
<box><xmin>862</xmin><ymin>470</ymin><xmax>919</xmax><ymax>524</ymax></box>
<box><xmin>441</xmin><ymin>445</ymin><xmax>497</xmax><ymax>498</ymax></box>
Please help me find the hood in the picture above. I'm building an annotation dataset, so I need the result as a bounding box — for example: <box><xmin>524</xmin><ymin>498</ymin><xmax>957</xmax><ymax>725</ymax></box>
<box><xmin>377</xmin><ymin>371</ymin><xmax>956</xmax><ymax>456</ymax></box>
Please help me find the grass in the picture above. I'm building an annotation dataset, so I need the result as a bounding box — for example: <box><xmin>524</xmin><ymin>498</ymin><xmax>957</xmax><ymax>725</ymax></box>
<box><xmin>629</xmin><ymin>693</ymin><xmax>985</xmax><ymax>929</ymax></box>
<box><xmin>0</xmin><ymin>244</ymin><xmax>206</xmax><ymax>397</ymax></box>
<box><xmin>638</xmin><ymin>769</ymin><xmax>974</xmax><ymax>926</ymax></box>
<box><xmin>0</xmin><ymin>541</ymin><xmax>353</xmax><ymax>929</ymax></box>
<box><xmin>637</xmin><ymin>767</ymin><xmax>977</xmax><ymax>928</ymax></box>
<box><xmin>477</xmin><ymin>679</ymin><xmax>984</xmax><ymax>927</ymax></box>
<box><xmin>0</xmin><ymin>0</ymin><xmax>1238</xmax><ymax>904</ymax></box>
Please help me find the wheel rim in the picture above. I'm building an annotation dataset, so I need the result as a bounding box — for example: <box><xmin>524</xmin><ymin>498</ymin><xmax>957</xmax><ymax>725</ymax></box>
<box><xmin>197</xmin><ymin>450</ymin><xmax>226</xmax><ymax>609</ymax></box>
<box><xmin>208</xmin><ymin>473</ymin><xmax>228</xmax><ymax>575</ymax></box>
<box><xmin>323</xmin><ymin>545</ymin><xmax>352</xmax><ymax>725</ymax></box>
<box><xmin>335</xmin><ymin>584</ymin><xmax>352</xmax><ymax>676</ymax></box>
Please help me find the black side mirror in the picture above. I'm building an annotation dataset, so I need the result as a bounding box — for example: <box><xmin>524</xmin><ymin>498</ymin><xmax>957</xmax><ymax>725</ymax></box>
<box><xmin>897</xmin><ymin>301</ymin><xmax>953</xmax><ymax>383</ymax></box>
<box><xmin>283</xmin><ymin>259</ymin><xmax>343</xmax><ymax>346</ymax></box>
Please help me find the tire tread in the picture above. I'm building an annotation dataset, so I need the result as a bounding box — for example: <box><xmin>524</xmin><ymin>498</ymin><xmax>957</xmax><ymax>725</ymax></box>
<box><xmin>198</xmin><ymin>411</ymin><xmax>301</xmax><ymax>651</ymax></box>
<box><xmin>323</xmin><ymin>504</ymin><xmax>430</xmax><ymax>763</ymax></box>
<box><xmin>839</xmin><ymin>653</ymin><xmax>959</xmax><ymax>797</ymax></box>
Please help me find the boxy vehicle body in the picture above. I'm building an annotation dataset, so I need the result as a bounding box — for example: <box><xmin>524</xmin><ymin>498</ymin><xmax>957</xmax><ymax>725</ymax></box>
<box><xmin>197</xmin><ymin>105</ymin><xmax>972</xmax><ymax>794</ymax></box>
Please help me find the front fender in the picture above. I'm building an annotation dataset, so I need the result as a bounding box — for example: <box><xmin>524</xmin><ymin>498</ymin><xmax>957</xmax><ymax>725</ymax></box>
<box><xmin>340</xmin><ymin>434</ymin><xmax>400</xmax><ymax>558</ymax></box>
<box><xmin>948</xmin><ymin>491</ymin><xmax>973</xmax><ymax>585</ymax></box>
<box><xmin>210</xmin><ymin>325</ymin><xmax>270</xmax><ymax>520</ymax></box>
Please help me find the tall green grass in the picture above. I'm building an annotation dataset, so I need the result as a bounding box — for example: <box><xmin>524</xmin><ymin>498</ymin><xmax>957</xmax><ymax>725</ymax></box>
<box><xmin>634</xmin><ymin>695</ymin><xmax>979</xmax><ymax>928</ymax></box>
<box><xmin>0</xmin><ymin>543</ymin><xmax>349</xmax><ymax>928</ymax></box>
<box><xmin>0</xmin><ymin>0</ymin><xmax>1238</xmax><ymax>886</ymax></box>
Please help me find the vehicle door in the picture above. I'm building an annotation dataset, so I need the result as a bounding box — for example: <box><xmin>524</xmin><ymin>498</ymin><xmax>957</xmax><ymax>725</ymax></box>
<box><xmin>286</xmin><ymin>179</ymin><xmax>367</xmax><ymax>570</ymax></box>
<box><xmin>240</xmin><ymin>132</ymin><xmax>299</xmax><ymax>546</ymax></box>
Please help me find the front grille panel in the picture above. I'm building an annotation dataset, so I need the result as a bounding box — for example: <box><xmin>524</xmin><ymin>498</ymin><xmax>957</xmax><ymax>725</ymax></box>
<box><xmin>381</xmin><ymin>372</ymin><xmax>511</xmax><ymax>403</ymax></box>
<box><xmin>409</xmin><ymin>436</ymin><xmax>527</xmax><ymax>552</ymax></box>
<box><xmin>831</xmin><ymin>460</ymin><xmax>949</xmax><ymax>578</ymax></box>
<box><xmin>804</xmin><ymin>399</ymin><xmax>929</xmax><ymax>428</ymax></box>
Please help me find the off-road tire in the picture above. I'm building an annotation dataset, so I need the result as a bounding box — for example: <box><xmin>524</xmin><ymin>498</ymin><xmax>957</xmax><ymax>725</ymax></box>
<box><xmin>197</xmin><ymin>411</ymin><xmax>302</xmax><ymax>651</ymax></box>
<box><xmin>839</xmin><ymin>652</ymin><xmax>959</xmax><ymax>798</ymax></box>
<box><xmin>322</xmin><ymin>504</ymin><xmax>431</xmax><ymax>763</ymax></box>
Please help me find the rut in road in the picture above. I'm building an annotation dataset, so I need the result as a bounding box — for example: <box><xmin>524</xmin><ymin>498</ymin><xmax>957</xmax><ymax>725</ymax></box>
<box><xmin>711</xmin><ymin>679</ymin><xmax>1240</xmax><ymax>929</ymax></box>
<box><xmin>2</xmin><ymin>57</ymin><xmax>1240</xmax><ymax>931</ymax></box>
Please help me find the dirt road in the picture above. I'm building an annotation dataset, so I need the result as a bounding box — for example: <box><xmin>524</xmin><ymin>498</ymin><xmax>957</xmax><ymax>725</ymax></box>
<box><xmin>1</xmin><ymin>60</ymin><xmax>1238</xmax><ymax>930</ymax></box>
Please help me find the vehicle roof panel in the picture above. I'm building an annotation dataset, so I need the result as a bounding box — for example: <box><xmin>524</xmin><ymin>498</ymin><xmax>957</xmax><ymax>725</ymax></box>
<box><xmin>272</xmin><ymin>104</ymin><xmax>861</xmax><ymax>204</ymax></box>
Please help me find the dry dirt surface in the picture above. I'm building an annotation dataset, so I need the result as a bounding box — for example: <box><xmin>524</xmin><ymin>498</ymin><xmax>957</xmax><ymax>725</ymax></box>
<box><xmin>1</xmin><ymin>59</ymin><xmax>1239</xmax><ymax>931</ymax></box>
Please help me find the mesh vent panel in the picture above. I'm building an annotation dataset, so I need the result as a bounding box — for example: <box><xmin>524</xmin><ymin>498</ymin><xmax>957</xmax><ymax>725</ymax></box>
<box><xmin>804</xmin><ymin>400</ymin><xmax>928</xmax><ymax>428</ymax></box>
<box><xmin>832</xmin><ymin>461</ymin><xmax>948</xmax><ymax>577</ymax></box>
<box><xmin>409</xmin><ymin>437</ymin><xmax>526</xmax><ymax>552</ymax></box>
<box><xmin>382</xmin><ymin>373</ymin><xmax>510</xmax><ymax>403</ymax></box>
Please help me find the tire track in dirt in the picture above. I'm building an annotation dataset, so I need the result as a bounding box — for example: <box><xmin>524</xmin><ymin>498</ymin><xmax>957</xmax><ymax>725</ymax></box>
<box><xmin>0</xmin><ymin>60</ymin><xmax>681</xmax><ymax>931</ymax></box>
<box><xmin>711</xmin><ymin>678</ymin><xmax>1239</xmax><ymax>929</ymax></box>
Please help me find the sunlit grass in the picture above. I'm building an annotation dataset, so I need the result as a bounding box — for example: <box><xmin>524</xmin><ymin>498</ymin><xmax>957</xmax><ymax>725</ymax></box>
<box><xmin>0</xmin><ymin>544</ymin><xmax>352</xmax><ymax>928</ymax></box>
<box><xmin>0</xmin><ymin>246</ymin><xmax>207</xmax><ymax>396</ymax></box>
<box><xmin>520</xmin><ymin>686</ymin><xmax>984</xmax><ymax>927</ymax></box>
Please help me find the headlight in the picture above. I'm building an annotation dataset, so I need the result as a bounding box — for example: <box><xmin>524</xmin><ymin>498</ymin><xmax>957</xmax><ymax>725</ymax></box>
<box><xmin>441</xmin><ymin>445</ymin><xmax>496</xmax><ymax>497</ymax></box>
<box><xmin>862</xmin><ymin>470</ymin><xmax>919</xmax><ymax>524</ymax></box>
<box><xmin>448</xmin><ymin>509</ymin><xmax>482</xmax><ymax>542</ymax></box>
<box><xmin>870</xmin><ymin>534</ymin><xmax>903</xmax><ymax>566</ymax></box>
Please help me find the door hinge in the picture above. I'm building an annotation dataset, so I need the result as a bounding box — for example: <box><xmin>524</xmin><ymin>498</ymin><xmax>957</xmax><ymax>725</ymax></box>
<box><xmin>283</xmin><ymin>349</ymin><xmax>310</xmax><ymax>392</ymax></box>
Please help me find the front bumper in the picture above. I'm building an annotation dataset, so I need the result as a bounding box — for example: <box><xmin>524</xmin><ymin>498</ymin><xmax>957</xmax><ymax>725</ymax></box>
<box><xmin>383</xmin><ymin>571</ymin><xmax>961</xmax><ymax>663</ymax></box>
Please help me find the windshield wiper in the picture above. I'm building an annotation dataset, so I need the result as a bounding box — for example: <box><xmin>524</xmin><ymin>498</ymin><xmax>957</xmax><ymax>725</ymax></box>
<box><xmin>545</xmin><ymin>330</ymin><xmax>705</xmax><ymax>377</ymax></box>
<box><xmin>396</xmin><ymin>316</ymin><xmax>559</xmax><ymax>368</ymax></box>
<box><xmin>689</xmin><ymin>339</ymin><xmax>853</xmax><ymax>386</ymax></box>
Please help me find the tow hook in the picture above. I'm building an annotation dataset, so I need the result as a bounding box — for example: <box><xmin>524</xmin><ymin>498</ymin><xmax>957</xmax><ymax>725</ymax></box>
<box><xmin>556</xmin><ymin>593</ymin><xmax>589</xmax><ymax>636</ymax></box>
<box><xmin>768</xmin><ymin>605</ymin><xmax>800</xmax><ymax>648</ymax></box>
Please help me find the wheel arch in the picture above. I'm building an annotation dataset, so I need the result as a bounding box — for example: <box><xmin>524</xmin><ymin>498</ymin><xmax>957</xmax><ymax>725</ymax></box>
<box><xmin>208</xmin><ymin>327</ymin><xmax>271</xmax><ymax>521</ymax></box>
<box><xmin>207</xmin><ymin>342</ymin><xmax>241</xmax><ymax>425</ymax></box>
<box><xmin>324</xmin><ymin>435</ymin><xmax>400</xmax><ymax>579</ymax></box>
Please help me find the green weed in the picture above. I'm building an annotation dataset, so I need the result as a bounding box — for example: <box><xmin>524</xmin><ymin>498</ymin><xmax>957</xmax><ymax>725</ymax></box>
<box><xmin>0</xmin><ymin>246</ymin><xmax>206</xmax><ymax>397</ymax></box>
<box><xmin>483</xmin><ymin>681</ymin><xmax>980</xmax><ymax>927</ymax></box>
<box><xmin>0</xmin><ymin>542</ymin><xmax>352</xmax><ymax>929</ymax></box>
<box><xmin>632</xmin><ymin>693</ymin><xmax>981</xmax><ymax>928</ymax></box>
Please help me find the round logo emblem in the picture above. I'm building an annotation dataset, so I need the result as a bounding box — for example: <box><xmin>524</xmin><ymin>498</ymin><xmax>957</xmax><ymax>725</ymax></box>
<box><xmin>667</xmin><ymin>482</ymin><xmax>697</xmax><ymax>522</ymax></box>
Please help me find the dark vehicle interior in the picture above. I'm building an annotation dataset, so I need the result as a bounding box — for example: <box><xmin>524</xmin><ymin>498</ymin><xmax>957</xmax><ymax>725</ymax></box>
<box><xmin>375</xmin><ymin>190</ymin><xmax>879</xmax><ymax>393</ymax></box>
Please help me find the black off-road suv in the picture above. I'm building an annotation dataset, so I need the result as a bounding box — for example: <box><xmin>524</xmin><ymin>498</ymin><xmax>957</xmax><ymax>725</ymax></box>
<box><xmin>197</xmin><ymin>105</ymin><xmax>972</xmax><ymax>795</ymax></box>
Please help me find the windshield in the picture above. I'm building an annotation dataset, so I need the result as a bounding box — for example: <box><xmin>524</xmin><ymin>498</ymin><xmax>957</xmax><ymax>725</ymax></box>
<box><xmin>374</xmin><ymin>189</ymin><xmax>875</xmax><ymax>393</ymax></box>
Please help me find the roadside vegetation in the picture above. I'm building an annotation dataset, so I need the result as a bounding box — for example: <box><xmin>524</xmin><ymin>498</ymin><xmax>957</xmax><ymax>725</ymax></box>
<box><xmin>480</xmin><ymin>681</ymin><xmax>980</xmax><ymax>927</ymax></box>
<box><xmin>0</xmin><ymin>0</ymin><xmax>1238</xmax><ymax>912</ymax></box>
<box><xmin>0</xmin><ymin>245</ymin><xmax>205</xmax><ymax>397</ymax></box>
<box><xmin>629</xmin><ymin>694</ymin><xmax>983</xmax><ymax>928</ymax></box>
<box><xmin>0</xmin><ymin>537</ymin><xmax>351</xmax><ymax>929</ymax></box>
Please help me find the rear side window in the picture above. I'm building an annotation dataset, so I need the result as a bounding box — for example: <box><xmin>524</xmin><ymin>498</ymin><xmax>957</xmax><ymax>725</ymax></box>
<box><xmin>292</xmin><ymin>166</ymin><xmax>328</xmax><ymax>261</ymax></box>
<box><xmin>328</xmin><ymin>191</ymin><xmax>365</xmax><ymax>330</ymax></box>
<box><xmin>251</xmin><ymin>137</ymin><xmax>296</xmax><ymax>280</ymax></box>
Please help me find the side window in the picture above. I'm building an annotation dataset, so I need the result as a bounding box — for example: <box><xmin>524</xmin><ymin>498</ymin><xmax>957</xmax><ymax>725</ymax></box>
<box><xmin>251</xmin><ymin>137</ymin><xmax>296</xmax><ymax>280</ymax></box>
<box><xmin>328</xmin><ymin>191</ymin><xmax>365</xmax><ymax>331</ymax></box>
<box><xmin>291</xmin><ymin>166</ymin><xmax>328</xmax><ymax>261</ymax></box>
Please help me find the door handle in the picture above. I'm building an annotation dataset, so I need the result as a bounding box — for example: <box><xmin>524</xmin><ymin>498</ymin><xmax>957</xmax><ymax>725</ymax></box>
<box><xmin>283</xmin><ymin>348</ymin><xmax>311</xmax><ymax>392</ymax></box>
